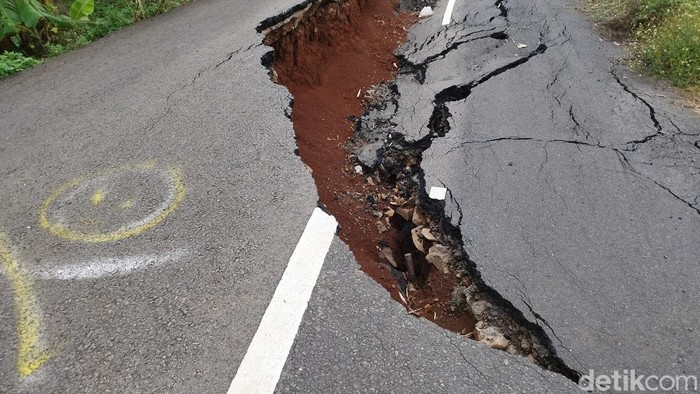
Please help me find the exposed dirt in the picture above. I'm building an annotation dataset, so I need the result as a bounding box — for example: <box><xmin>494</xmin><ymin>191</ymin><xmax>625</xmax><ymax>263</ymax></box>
<box><xmin>260</xmin><ymin>0</ymin><xmax>476</xmax><ymax>334</ymax></box>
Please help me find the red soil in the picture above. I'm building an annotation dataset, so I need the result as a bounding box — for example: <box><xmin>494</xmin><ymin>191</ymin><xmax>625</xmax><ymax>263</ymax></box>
<box><xmin>269</xmin><ymin>0</ymin><xmax>475</xmax><ymax>334</ymax></box>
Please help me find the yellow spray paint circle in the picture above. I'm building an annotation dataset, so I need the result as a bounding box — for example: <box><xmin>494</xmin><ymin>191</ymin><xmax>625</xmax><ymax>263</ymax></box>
<box><xmin>39</xmin><ymin>162</ymin><xmax>185</xmax><ymax>243</ymax></box>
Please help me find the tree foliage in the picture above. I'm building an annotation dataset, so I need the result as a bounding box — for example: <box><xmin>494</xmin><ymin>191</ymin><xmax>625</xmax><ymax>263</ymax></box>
<box><xmin>0</xmin><ymin>0</ymin><xmax>93</xmax><ymax>55</ymax></box>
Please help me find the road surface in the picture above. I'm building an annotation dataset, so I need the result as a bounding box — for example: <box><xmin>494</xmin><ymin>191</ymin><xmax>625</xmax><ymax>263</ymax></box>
<box><xmin>0</xmin><ymin>0</ymin><xmax>697</xmax><ymax>392</ymax></box>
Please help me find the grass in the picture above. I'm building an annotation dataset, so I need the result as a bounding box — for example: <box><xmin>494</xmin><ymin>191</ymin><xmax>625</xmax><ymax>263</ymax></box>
<box><xmin>587</xmin><ymin>0</ymin><xmax>700</xmax><ymax>89</ymax></box>
<box><xmin>0</xmin><ymin>0</ymin><xmax>192</xmax><ymax>77</ymax></box>
<box><xmin>47</xmin><ymin>0</ymin><xmax>192</xmax><ymax>55</ymax></box>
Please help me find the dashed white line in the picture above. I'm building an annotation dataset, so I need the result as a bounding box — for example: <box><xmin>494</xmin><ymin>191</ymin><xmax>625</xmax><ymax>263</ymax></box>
<box><xmin>442</xmin><ymin>0</ymin><xmax>457</xmax><ymax>25</ymax></box>
<box><xmin>228</xmin><ymin>207</ymin><xmax>338</xmax><ymax>394</ymax></box>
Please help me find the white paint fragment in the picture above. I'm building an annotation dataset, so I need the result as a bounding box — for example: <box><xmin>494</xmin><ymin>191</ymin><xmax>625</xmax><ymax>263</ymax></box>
<box><xmin>419</xmin><ymin>6</ymin><xmax>434</xmax><ymax>17</ymax></box>
<box><xmin>429</xmin><ymin>186</ymin><xmax>448</xmax><ymax>200</ymax></box>
<box><xmin>34</xmin><ymin>250</ymin><xmax>187</xmax><ymax>280</ymax></box>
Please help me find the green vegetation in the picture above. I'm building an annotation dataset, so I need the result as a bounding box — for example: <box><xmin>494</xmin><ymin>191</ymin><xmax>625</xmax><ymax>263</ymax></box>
<box><xmin>0</xmin><ymin>0</ymin><xmax>87</xmax><ymax>56</ymax></box>
<box><xmin>588</xmin><ymin>0</ymin><xmax>700</xmax><ymax>88</ymax></box>
<box><xmin>0</xmin><ymin>0</ymin><xmax>190</xmax><ymax>78</ymax></box>
<box><xmin>0</xmin><ymin>50</ymin><xmax>40</xmax><ymax>76</ymax></box>
<box><xmin>47</xmin><ymin>0</ymin><xmax>191</xmax><ymax>55</ymax></box>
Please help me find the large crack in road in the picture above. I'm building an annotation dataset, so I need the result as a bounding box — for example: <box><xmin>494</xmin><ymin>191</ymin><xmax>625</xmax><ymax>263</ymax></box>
<box><xmin>256</xmin><ymin>0</ymin><xmax>581</xmax><ymax>383</ymax></box>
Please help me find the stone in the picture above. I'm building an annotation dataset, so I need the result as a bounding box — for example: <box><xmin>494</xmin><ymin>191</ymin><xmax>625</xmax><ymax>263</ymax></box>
<box><xmin>426</xmin><ymin>244</ymin><xmax>452</xmax><ymax>272</ymax></box>
<box><xmin>420</xmin><ymin>227</ymin><xmax>438</xmax><ymax>241</ymax></box>
<box><xmin>463</xmin><ymin>284</ymin><xmax>478</xmax><ymax>304</ymax></box>
<box><xmin>380</xmin><ymin>247</ymin><xmax>397</xmax><ymax>268</ymax></box>
<box><xmin>520</xmin><ymin>338</ymin><xmax>531</xmax><ymax>352</ymax></box>
<box><xmin>506</xmin><ymin>344</ymin><xmax>520</xmax><ymax>355</ymax></box>
<box><xmin>476</xmin><ymin>322</ymin><xmax>510</xmax><ymax>351</ymax></box>
<box><xmin>376</xmin><ymin>220</ymin><xmax>388</xmax><ymax>233</ymax></box>
<box><xmin>411</xmin><ymin>226</ymin><xmax>428</xmax><ymax>254</ymax></box>
<box><xmin>470</xmin><ymin>300</ymin><xmax>492</xmax><ymax>320</ymax></box>
<box><xmin>395</xmin><ymin>206</ymin><xmax>414</xmax><ymax>221</ymax></box>
<box><xmin>356</xmin><ymin>141</ymin><xmax>384</xmax><ymax>168</ymax></box>
<box><xmin>412</xmin><ymin>206</ymin><xmax>427</xmax><ymax>226</ymax></box>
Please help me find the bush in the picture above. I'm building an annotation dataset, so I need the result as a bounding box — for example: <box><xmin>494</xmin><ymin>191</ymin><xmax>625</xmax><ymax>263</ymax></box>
<box><xmin>636</xmin><ymin>0</ymin><xmax>682</xmax><ymax>25</ymax></box>
<box><xmin>0</xmin><ymin>0</ymin><xmax>92</xmax><ymax>56</ymax></box>
<box><xmin>635</xmin><ymin>1</ymin><xmax>700</xmax><ymax>87</ymax></box>
<box><xmin>588</xmin><ymin>0</ymin><xmax>699</xmax><ymax>88</ymax></box>
<box><xmin>0</xmin><ymin>51</ymin><xmax>41</xmax><ymax>77</ymax></box>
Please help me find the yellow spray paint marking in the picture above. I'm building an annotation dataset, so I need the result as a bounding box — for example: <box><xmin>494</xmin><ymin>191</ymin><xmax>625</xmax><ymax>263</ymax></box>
<box><xmin>119</xmin><ymin>198</ymin><xmax>135</xmax><ymax>210</ymax></box>
<box><xmin>91</xmin><ymin>188</ymin><xmax>105</xmax><ymax>206</ymax></box>
<box><xmin>0</xmin><ymin>235</ymin><xmax>55</xmax><ymax>378</ymax></box>
<box><xmin>39</xmin><ymin>162</ymin><xmax>186</xmax><ymax>243</ymax></box>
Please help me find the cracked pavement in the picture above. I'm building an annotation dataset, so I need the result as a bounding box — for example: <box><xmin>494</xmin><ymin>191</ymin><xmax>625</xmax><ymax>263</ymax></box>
<box><xmin>387</xmin><ymin>0</ymin><xmax>699</xmax><ymax>378</ymax></box>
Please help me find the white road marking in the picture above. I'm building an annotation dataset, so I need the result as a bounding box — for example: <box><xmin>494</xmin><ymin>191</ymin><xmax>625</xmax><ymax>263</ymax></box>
<box><xmin>228</xmin><ymin>207</ymin><xmax>338</xmax><ymax>394</ymax></box>
<box><xmin>442</xmin><ymin>0</ymin><xmax>457</xmax><ymax>25</ymax></box>
<box><xmin>34</xmin><ymin>250</ymin><xmax>187</xmax><ymax>280</ymax></box>
<box><xmin>429</xmin><ymin>186</ymin><xmax>448</xmax><ymax>200</ymax></box>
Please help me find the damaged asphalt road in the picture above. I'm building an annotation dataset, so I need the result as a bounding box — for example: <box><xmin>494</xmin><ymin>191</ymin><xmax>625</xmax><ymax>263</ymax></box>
<box><xmin>0</xmin><ymin>0</ymin><xmax>575</xmax><ymax>392</ymax></box>
<box><xmin>0</xmin><ymin>0</ymin><xmax>697</xmax><ymax>391</ymax></box>
<box><xmin>363</xmin><ymin>0</ymin><xmax>699</xmax><ymax>380</ymax></box>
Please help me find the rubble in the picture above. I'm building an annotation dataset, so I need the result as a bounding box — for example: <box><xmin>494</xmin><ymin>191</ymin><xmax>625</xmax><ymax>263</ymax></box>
<box><xmin>426</xmin><ymin>244</ymin><xmax>451</xmax><ymax>273</ymax></box>
<box><xmin>411</xmin><ymin>206</ymin><xmax>427</xmax><ymax>226</ymax></box>
<box><xmin>380</xmin><ymin>247</ymin><xmax>398</xmax><ymax>268</ymax></box>
<box><xmin>476</xmin><ymin>322</ymin><xmax>511</xmax><ymax>350</ymax></box>
<box><xmin>411</xmin><ymin>226</ymin><xmax>428</xmax><ymax>253</ymax></box>
<box><xmin>395</xmin><ymin>206</ymin><xmax>413</xmax><ymax>221</ymax></box>
<box><xmin>420</xmin><ymin>227</ymin><xmax>438</xmax><ymax>241</ymax></box>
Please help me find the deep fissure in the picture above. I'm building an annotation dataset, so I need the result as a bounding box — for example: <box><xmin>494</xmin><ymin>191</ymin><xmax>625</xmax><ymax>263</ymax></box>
<box><xmin>258</xmin><ymin>0</ymin><xmax>580</xmax><ymax>382</ymax></box>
